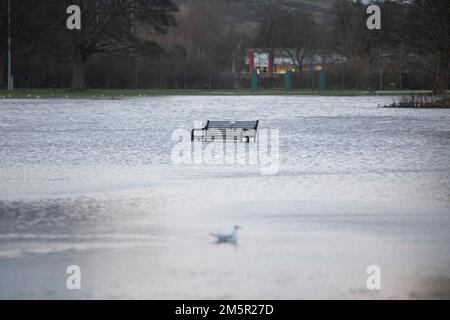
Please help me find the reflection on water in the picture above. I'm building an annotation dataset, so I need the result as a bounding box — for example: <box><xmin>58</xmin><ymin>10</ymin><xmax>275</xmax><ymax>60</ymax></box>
<box><xmin>0</xmin><ymin>96</ymin><xmax>449</xmax><ymax>299</ymax></box>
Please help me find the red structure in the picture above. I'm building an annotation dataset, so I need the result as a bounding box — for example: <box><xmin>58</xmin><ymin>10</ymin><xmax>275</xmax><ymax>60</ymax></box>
<box><xmin>248</xmin><ymin>49</ymin><xmax>254</xmax><ymax>72</ymax></box>
<box><xmin>268</xmin><ymin>52</ymin><xmax>273</xmax><ymax>74</ymax></box>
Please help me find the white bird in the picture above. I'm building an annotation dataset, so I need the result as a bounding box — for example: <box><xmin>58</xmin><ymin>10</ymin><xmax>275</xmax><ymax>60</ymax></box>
<box><xmin>209</xmin><ymin>225</ymin><xmax>241</xmax><ymax>244</ymax></box>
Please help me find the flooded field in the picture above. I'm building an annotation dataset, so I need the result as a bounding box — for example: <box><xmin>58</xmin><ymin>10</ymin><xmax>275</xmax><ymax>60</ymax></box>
<box><xmin>0</xmin><ymin>96</ymin><xmax>449</xmax><ymax>299</ymax></box>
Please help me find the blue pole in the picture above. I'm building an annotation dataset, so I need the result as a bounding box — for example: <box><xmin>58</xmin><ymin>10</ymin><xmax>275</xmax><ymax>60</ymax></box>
<box><xmin>284</xmin><ymin>71</ymin><xmax>292</xmax><ymax>93</ymax></box>
<box><xmin>319</xmin><ymin>69</ymin><xmax>326</xmax><ymax>92</ymax></box>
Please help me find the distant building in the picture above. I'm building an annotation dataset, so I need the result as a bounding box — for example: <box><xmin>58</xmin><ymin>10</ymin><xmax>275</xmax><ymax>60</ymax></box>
<box><xmin>242</xmin><ymin>48</ymin><xmax>346</xmax><ymax>75</ymax></box>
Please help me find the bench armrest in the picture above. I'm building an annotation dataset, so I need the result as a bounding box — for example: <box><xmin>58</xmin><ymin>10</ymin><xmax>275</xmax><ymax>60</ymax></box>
<box><xmin>191</xmin><ymin>128</ymin><xmax>205</xmax><ymax>141</ymax></box>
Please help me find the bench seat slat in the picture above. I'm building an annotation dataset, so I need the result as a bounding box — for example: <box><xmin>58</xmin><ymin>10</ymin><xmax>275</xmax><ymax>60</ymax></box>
<box><xmin>191</xmin><ymin>120</ymin><xmax>259</xmax><ymax>142</ymax></box>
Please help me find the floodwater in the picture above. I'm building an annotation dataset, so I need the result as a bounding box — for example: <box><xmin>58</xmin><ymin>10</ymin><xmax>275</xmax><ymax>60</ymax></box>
<box><xmin>0</xmin><ymin>96</ymin><xmax>449</xmax><ymax>299</ymax></box>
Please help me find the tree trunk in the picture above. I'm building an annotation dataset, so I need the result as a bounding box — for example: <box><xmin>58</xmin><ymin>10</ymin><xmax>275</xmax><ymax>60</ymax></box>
<box><xmin>398</xmin><ymin>46</ymin><xmax>404</xmax><ymax>90</ymax></box>
<box><xmin>70</xmin><ymin>43</ymin><xmax>86</xmax><ymax>91</ymax></box>
<box><xmin>434</xmin><ymin>55</ymin><xmax>449</xmax><ymax>94</ymax></box>
<box><xmin>0</xmin><ymin>56</ymin><xmax>3</xmax><ymax>88</ymax></box>
<box><xmin>379</xmin><ymin>67</ymin><xmax>383</xmax><ymax>91</ymax></box>
<box><xmin>183</xmin><ymin>62</ymin><xmax>188</xmax><ymax>90</ymax></box>
<box><xmin>134</xmin><ymin>57</ymin><xmax>139</xmax><ymax>89</ymax></box>
<box><xmin>340</xmin><ymin>46</ymin><xmax>345</xmax><ymax>90</ymax></box>
<box><xmin>208</xmin><ymin>54</ymin><xmax>213</xmax><ymax>91</ymax></box>
<box><xmin>70</xmin><ymin>58</ymin><xmax>85</xmax><ymax>91</ymax></box>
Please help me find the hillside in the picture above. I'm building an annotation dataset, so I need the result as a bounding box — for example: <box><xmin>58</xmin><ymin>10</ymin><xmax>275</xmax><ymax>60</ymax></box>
<box><xmin>175</xmin><ymin>0</ymin><xmax>336</xmax><ymax>22</ymax></box>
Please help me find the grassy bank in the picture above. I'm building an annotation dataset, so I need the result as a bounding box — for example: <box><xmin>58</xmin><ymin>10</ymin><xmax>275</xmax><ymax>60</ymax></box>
<box><xmin>383</xmin><ymin>95</ymin><xmax>450</xmax><ymax>109</ymax></box>
<box><xmin>0</xmin><ymin>88</ymin><xmax>447</xmax><ymax>99</ymax></box>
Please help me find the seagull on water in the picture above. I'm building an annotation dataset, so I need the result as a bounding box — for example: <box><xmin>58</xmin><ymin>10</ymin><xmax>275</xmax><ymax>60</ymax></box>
<box><xmin>209</xmin><ymin>225</ymin><xmax>241</xmax><ymax>244</ymax></box>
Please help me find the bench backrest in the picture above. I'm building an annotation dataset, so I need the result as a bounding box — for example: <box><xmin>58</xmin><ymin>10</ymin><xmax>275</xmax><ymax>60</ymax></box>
<box><xmin>206</xmin><ymin>120</ymin><xmax>259</xmax><ymax>130</ymax></box>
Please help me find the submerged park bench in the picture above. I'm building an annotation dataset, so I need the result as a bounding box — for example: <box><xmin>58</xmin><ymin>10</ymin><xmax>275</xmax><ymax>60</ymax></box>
<box><xmin>191</xmin><ymin>120</ymin><xmax>259</xmax><ymax>143</ymax></box>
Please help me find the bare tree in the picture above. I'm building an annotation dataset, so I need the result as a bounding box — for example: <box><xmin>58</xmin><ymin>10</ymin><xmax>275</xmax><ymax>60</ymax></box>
<box><xmin>36</xmin><ymin>0</ymin><xmax>177</xmax><ymax>90</ymax></box>
<box><xmin>406</xmin><ymin>0</ymin><xmax>450</xmax><ymax>93</ymax></box>
<box><xmin>191</xmin><ymin>0</ymin><xmax>225</xmax><ymax>90</ymax></box>
<box><xmin>280</xmin><ymin>9</ymin><xmax>318</xmax><ymax>71</ymax></box>
<box><xmin>256</xmin><ymin>4</ymin><xmax>318</xmax><ymax>71</ymax></box>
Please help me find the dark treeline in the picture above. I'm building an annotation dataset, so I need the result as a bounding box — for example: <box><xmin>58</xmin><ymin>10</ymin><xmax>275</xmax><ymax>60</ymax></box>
<box><xmin>0</xmin><ymin>0</ymin><xmax>448</xmax><ymax>92</ymax></box>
